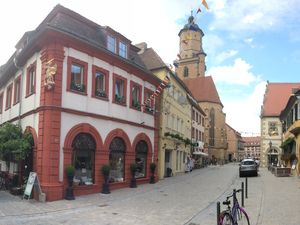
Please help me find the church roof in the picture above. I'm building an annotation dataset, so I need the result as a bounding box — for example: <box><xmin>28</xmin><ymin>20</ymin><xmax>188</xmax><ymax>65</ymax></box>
<box><xmin>182</xmin><ymin>76</ymin><xmax>223</xmax><ymax>107</ymax></box>
<box><xmin>178</xmin><ymin>15</ymin><xmax>204</xmax><ymax>36</ymax></box>
<box><xmin>261</xmin><ymin>82</ymin><xmax>300</xmax><ymax>117</ymax></box>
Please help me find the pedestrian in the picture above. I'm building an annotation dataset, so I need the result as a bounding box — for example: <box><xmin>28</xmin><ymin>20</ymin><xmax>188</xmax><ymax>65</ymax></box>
<box><xmin>185</xmin><ymin>156</ymin><xmax>191</xmax><ymax>173</ymax></box>
<box><xmin>190</xmin><ymin>157</ymin><xmax>195</xmax><ymax>171</ymax></box>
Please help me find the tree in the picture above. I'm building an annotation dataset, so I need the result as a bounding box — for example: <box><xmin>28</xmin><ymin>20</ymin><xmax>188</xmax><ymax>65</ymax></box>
<box><xmin>0</xmin><ymin>123</ymin><xmax>33</xmax><ymax>165</ymax></box>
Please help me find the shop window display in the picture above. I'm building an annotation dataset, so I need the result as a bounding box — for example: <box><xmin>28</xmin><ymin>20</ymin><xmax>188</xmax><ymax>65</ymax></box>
<box><xmin>109</xmin><ymin>137</ymin><xmax>126</xmax><ymax>183</ymax></box>
<box><xmin>72</xmin><ymin>133</ymin><xmax>95</xmax><ymax>185</ymax></box>
<box><xmin>135</xmin><ymin>140</ymin><xmax>148</xmax><ymax>178</ymax></box>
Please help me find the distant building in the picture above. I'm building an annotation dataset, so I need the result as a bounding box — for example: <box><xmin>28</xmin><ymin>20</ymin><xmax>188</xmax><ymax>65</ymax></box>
<box><xmin>260</xmin><ymin>82</ymin><xmax>300</xmax><ymax>167</ymax></box>
<box><xmin>175</xmin><ymin>15</ymin><xmax>227</xmax><ymax>163</ymax></box>
<box><xmin>243</xmin><ymin>136</ymin><xmax>261</xmax><ymax>160</ymax></box>
<box><xmin>226</xmin><ymin>124</ymin><xmax>244</xmax><ymax>162</ymax></box>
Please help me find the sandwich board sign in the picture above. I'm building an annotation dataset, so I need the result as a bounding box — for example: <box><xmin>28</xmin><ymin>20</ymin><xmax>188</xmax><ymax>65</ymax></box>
<box><xmin>23</xmin><ymin>172</ymin><xmax>43</xmax><ymax>200</ymax></box>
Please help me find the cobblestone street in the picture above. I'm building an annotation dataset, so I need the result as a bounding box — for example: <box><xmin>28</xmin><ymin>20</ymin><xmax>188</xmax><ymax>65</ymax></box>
<box><xmin>0</xmin><ymin>164</ymin><xmax>299</xmax><ymax>225</ymax></box>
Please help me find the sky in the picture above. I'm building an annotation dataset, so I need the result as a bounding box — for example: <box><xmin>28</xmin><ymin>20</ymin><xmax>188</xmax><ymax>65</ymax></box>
<box><xmin>1</xmin><ymin>0</ymin><xmax>300</xmax><ymax>136</ymax></box>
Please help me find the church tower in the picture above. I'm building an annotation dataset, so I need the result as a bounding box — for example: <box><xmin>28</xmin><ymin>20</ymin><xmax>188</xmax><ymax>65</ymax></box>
<box><xmin>175</xmin><ymin>14</ymin><xmax>228</xmax><ymax>164</ymax></box>
<box><xmin>175</xmin><ymin>13</ymin><xmax>206</xmax><ymax>79</ymax></box>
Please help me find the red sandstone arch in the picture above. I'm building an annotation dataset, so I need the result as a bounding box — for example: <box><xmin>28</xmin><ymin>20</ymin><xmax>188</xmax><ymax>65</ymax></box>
<box><xmin>24</xmin><ymin>126</ymin><xmax>38</xmax><ymax>149</ymax></box>
<box><xmin>24</xmin><ymin>126</ymin><xmax>38</xmax><ymax>172</ymax></box>
<box><xmin>63</xmin><ymin>123</ymin><xmax>104</xmax><ymax>151</ymax></box>
<box><xmin>132</xmin><ymin>133</ymin><xmax>153</xmax><ymax>153</ymax></box>
<box><xmin>103</xmin><ymin>128</ymin><xmax>131</xmax><ymax>152</ymax></box>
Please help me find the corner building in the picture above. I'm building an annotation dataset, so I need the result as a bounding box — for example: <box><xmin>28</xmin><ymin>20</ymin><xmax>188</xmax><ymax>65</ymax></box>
<box><xmin>175</xmin><ymin>15</ymin><xmax>227</xmax><ymax>163</ymax></box>
<box><xmin>0</xmin><ymin>5</ymin><xmax>161</xmax><ymax>201</ymax></box>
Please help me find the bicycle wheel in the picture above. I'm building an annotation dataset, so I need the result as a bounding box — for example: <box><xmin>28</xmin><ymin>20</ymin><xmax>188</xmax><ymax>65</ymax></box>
<box><xmin>219</xmin><ymin>212</ymin><xmax>234</xmax><ymax>225</ymax></box>
<box><xmin>237</xmin><ymin>207</ymin><xmax>250</xmax><ymax>225</ymax></box>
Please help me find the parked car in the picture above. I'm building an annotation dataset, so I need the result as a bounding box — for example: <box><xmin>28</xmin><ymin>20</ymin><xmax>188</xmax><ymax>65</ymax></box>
<box><xmin>239</xmin><ymin>159</ymin><xmax>258</xmax><ymax>177</ymax></box>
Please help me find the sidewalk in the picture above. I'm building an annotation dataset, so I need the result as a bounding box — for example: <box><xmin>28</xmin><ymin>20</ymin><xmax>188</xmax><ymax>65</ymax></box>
<box><xmin>241</xmin><ymin>168</ymin><xmax>300</xmax><ymax>225</ymax></box>
<box><xmin>0</xmin><ymin>165</ymin><xmax>299</xmax><ymax>225</ymax></box>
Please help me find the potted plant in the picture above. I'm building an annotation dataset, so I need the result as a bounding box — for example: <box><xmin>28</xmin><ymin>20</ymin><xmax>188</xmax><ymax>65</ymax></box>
<box><xmin>101</xmin><ymin>164</ymin><xmax>111</xmax><ymax>194</ymax></box>
<box><xmin>149</xmin><ymin>162</ymin><xmax>156</xmax><ymax>184</ymax></box>
<box><xmin>130</xmin><ymin>163</ymin><xmax>137</xmax><ymax>188</ymax></box>
<box><xmin>65</xmin><ymin>165</ymin><xmax>75</xmax><ymax>200</ymax></box>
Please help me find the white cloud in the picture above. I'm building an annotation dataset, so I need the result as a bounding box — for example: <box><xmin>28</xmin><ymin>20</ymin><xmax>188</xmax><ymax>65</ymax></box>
<box><xmin>215</xmin><ymin>49</ymin><xmax>238</xmax><ymax>63</ymax></box>
<box><xmin>203</xmin><ymin>34</ymin><xmax>224</xmax><ymax>57</ymax></box>
<box><xmin>207</xmin><ymin>58</ymin><xmax>260</xmax><ymax>85</ymax></box>
<box><xmin>242</xmin><ymin>12</ymin><xmax>263</xmax><ymax>24</ymax></box>
<box><xmin>223</xmin><ymin>81</ymin><xmax>267</xmax><ymax>135</ymax></box>
<box><xmin>209</xmin><ymin>0</ymin><xmax>300</xmax><ymax>32</ymax></box>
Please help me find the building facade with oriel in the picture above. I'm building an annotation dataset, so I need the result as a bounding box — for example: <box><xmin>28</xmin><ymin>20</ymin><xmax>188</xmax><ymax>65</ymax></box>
<box><xmin>280</xmin><ymin>89</ymin><xmax>300</xmax><ymax>175</ymax></box>
<box><xmin>260</xmin><ymin>82</ymin><xmax>300</xmax><ymax>167</ymax></box>
<box><xmin>0</xmin><ymin>5</ymin><xmax>162</xmax><ymax>201</ymax></box>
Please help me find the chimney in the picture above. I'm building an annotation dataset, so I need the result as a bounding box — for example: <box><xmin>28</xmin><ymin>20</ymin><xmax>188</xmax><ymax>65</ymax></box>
<box><xmin>135</xmin><ymin>42</ymin><xmax>147</xmax><ymax>54</ymax></box>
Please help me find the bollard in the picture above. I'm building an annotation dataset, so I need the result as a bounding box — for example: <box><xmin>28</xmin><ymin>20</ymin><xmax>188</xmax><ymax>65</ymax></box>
<box><xmin>217</xmin><ymin>201</ymin><xmax>220</xmax><ymax>225</ymax></box>
<box><xmin>245</xmin><ymin>177</ymin><xmax>248</xmax><ymax>199</ymax></box>
<box><xmin>241</xmin><ymin>182</ymin><xmax>244</xmax><ymax>207</ymax></box>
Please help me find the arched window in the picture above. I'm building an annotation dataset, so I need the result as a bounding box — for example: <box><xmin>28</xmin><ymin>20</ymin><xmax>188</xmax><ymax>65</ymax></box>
<box><xmin>135</xmin><ymin>140</ymin><xmax>148</xmax><ymax>178</ymax></box>
<box><xmin>109</xmin><ymin>137</ymin><xmax>126</xmax><ymax>183</ymax></box>
<box><xmin>72</xmin><ymin>133</ymin><xmax>96</xmax><ymax>185</ymax></box>
<box><xmin>183</xmin><ymin>66</ymin><xmax>189</xmax><ymax>77</ymax></box>
<box><xmin>209</xmin><ymin>108</ymin><xmax>215</xmax><ymax>146</ymax></box>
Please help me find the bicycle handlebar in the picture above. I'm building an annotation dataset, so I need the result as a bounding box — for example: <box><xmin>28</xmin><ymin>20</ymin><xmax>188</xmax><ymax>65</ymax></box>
<box><xmin>225</xmin><ymin>189</ymin><xmax>242</xmax><ymax>200</ymax></box>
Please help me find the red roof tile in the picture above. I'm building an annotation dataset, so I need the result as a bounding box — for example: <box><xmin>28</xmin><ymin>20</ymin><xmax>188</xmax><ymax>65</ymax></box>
<box><xmin>183</xmin><ymin>76</ymin><xmax>223</xmax><ymax>106</ymax></box>
<box><xmin>261</xmin><ymin>83</ymin><xmax>300</xmax><ymax>117</ymax></box>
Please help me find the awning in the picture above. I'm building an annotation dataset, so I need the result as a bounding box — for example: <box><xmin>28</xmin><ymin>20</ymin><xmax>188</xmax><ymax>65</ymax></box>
<box><xmin>193</xmin><ymin>151</ymin><xmax>209</xmax><ymax>157</ymax></box>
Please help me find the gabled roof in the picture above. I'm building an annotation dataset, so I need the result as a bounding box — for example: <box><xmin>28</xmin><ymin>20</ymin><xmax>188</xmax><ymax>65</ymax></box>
<box><xmin>1</xmin><ymin>4</ymin><xmax>158</xmax><ymax>86</ymax></box>
<box><xmin>182</xmin><ymin>76</ymin><xmax>223</xmax><ymax>107</ymax></box>
<box><xmin>280</xmin><ymin>88</ymin><xmax>300</xmax><ymax>119</ymax></box>
<box><xmin>226</xmin><ymin>123</ymin><xmax>241</xmax><ymax>137</ymax></box>
<box><xmin>137</xmin><ymin>44</ymin><xmax>166</xmax><ymax>71</ymax></box>
<box><xmin>242</xmin><ymin>136</ymin><xmax>260</xmax><ymax>143</ymax></box>
<box><xmin>261</xmin><ymin>82</ymin><xmax>300</xmax><ymax>117</ymax></box>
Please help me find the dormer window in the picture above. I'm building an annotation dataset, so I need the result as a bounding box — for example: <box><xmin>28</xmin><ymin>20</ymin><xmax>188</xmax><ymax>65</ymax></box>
<box><xmin>107</xmin><ymin>35</ymin><xmax>116</xmax><ymax>53</ymax></box>
<box><xmin>119</xmin><ymin>41</ymin><xmax>127</xmax><ymax>58</ymax></box>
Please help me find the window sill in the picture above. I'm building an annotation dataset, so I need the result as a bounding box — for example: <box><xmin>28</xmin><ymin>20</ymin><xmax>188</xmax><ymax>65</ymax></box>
<box><xmin>130</xmin><ymin>106</ymin><xmax>141</xmax><ymax>111</ymax></box>
<box><xmin>68</xmin><ymin>89</ymin><xmax>88</xmax><ymax>96</ymax></box>
<box><xmin>25</xmin><ymin>92</ymin><xmax>35</xmax><ymax>98</ymax></box>
<box><xmin>113</xmin><ymin>101</ymin><xmax>126</xmax><ymax>107</ymax></box>
<box><xmin>13</xmin><ymin>101</ymin><xmax>19</xmax><ymax>106</ymax></box>
<box><xmin>92</xmin><ymin>95</ymin><xmax>109</xmax><ymax>101</ymax></box>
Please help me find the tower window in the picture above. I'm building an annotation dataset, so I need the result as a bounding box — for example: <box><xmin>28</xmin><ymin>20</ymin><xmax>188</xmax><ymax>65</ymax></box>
<box><xmin>183</xmin><ymin>66</ymin><xmax>189</xmax><ymax>77</ymax></box>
